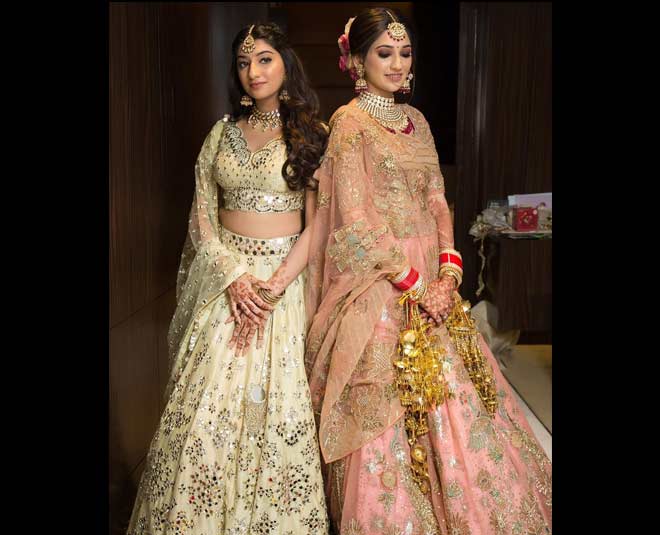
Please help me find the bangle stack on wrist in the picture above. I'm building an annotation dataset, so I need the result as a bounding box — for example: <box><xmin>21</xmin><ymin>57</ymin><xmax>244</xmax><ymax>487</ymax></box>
<box><xmin>257</xmin><ymin>287</ymin><xmax>284</xmax><ymax>305</ymax></box>
<box><xmin>390</xmin><ymin>266</ymin><xmax>427</xmax><ymax>302</ymax></box>
<box><xmin>438</xmin><ymin>248</ymin><xmax>463</xmax><ymax>289</ymax></box>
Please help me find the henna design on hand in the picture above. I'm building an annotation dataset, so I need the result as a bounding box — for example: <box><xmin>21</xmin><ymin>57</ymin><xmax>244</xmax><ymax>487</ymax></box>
<box><xmin>419</xmin><ymin>275</ymin><xmax>456</xmax><ymax>324</ymax></box>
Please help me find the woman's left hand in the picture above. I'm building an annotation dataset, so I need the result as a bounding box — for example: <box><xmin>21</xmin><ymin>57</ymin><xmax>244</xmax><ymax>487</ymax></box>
<box><xmin>418</xmin><ymin>275</ymin><xmax>456</xmax><ymax>325</ymax></box>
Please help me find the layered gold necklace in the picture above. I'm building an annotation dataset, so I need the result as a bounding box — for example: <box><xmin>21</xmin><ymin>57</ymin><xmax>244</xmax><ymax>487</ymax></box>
<box><xmin>247</xmin><ymin>106</ymin><xmax>282</xmax><ymax>131</ymax></box>
<box><xmin>356</xmin><ymin>91</ymin><xmax>410</xmax><ymax>132</ymax></box>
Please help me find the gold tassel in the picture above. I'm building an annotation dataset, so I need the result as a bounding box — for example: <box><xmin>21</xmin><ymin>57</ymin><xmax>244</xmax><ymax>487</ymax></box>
<box><xmin>393</xmin><ymin>293</ymin><xmax>453</xmax><ymax>494</ymax></box>
<box><xmin>444</xmin><ymin>294</ymin><xmax>499</xmax><ymax>417</ymax></box>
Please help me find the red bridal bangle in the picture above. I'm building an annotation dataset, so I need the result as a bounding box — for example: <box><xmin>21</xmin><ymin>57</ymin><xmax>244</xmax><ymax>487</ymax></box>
<box><xmin>439</xmin><ymin>252</ymin><xmax>463</xmax><ymax>270</ymax></box>
<box><xmin>392</xmin><ymin>267</ymin><xmax>420</xmax><ymax>291</ymax></box>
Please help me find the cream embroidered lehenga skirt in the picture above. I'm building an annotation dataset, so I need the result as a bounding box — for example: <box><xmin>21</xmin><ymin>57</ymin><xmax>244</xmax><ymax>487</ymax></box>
<box><xmin>127</xmin><ymin>228</ymin><xmax>329</xmax><ymax>535</ymax></box>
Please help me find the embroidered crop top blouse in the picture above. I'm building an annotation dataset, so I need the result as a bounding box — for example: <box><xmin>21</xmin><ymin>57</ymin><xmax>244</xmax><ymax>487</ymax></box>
<box><xmin>213</xmin><ymin>120</ymin><xmax>304</xmax><ymax>213</ymax></box>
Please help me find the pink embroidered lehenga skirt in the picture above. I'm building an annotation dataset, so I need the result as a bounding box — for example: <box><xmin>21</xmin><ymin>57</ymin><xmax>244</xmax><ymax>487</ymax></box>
<box><xmin>324</xmin><ymin>235</ymin><xmax>551</xmax><ymax>535</ymax></box>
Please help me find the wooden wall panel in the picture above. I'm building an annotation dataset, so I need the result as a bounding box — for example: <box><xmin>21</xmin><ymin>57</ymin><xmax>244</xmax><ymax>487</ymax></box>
<box><xmin>151</xmin><ymin>3</ymin><xmax>214</xmax><ymax>301</ymax></box>
<box><xmin>109</xmin><ymin>301</ymin><xmax>161</xmax><ymax>479</ymax></box>
<box><xmin>455</xmin><ymin>2</ymin><xmax>552</xmax><ymax>304</ymax></box>
<box><xmin>110</xmin><ymin>3</ymin><xmax>163</xmax><ymax>327</ymax></box>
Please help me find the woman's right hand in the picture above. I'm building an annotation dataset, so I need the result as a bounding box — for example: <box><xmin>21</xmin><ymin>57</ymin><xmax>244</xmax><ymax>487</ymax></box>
<box><xmin>225</xmin><ymin>273</ymin><xmax>274</xmax><ymax>326</ymax></box>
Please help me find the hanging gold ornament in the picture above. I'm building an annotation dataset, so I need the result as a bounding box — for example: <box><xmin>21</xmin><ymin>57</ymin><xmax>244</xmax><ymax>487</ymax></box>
<box><xmin>444</xmin><ymin>294</ymin><xmax>499</xmax><ymax>417</ymax></box>
<box><xmin>393</xmin><ymin>292</ymin><xmax>453</xmax><ymax>494</ymax></box>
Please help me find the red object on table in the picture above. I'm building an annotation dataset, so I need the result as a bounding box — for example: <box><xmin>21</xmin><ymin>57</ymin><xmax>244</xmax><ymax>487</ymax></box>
<box><xmin>513</xmin><ymin>206</ymin><xmax>539</xmax><ymax>231</ymax></box>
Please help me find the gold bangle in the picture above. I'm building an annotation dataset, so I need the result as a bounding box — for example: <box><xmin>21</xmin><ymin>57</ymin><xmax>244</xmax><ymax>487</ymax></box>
<box><xmin>257</xmin><ymin>287</ymin><xmax>284</xmax><ymax>305</ymax></box>
<box><xmin>439</xmin><ymin>261</ymin><xmax>463</xmax><ymax>274</ymax></box>
<box><xmin>439</xmin><ymin>267</ymin><xmax>462</xmax><ymax>288</ymax></box>
<box><xmin>408</xmin><ymin>274</ymin><xmax>426</xmax><ymax>301</ymax></box>
<box><xmin>413</xmin><ymin>278</ymin><xmax>427</xmax><ymax>301</ymax></box>
<box><xmin>439</xmin><ymin>266</ymin><xmax>462</xmax><ymax>281</ymax></box>
<box><xmin>439</xmin><ymin>263</ymin><xmax>463</xmax><ymax>276</ymax></box>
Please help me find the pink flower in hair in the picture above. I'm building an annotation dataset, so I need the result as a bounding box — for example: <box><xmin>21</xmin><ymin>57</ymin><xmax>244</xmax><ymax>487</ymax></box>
<box><xmin>337</xmin><ymin>16</ymin><xmax>356</xmax><ymax>73</ymax></box>
<box><xmin>338</xmin><ymin>34</ymin><xmax>350</xmax><ymax>55</ymax></box>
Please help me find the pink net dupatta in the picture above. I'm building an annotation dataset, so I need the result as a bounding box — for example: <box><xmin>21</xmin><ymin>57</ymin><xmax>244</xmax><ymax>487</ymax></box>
<box><xmin>305</xmin><ymin>110</ymin><xmax>410</xmax><ymax>463</ymax></box>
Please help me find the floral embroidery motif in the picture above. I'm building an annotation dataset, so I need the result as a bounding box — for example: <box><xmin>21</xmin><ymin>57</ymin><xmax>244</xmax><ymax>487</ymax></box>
<box><xmin>468</xmin><ymin>416</ymin><xmax>496</xmax><ymax>452</ymax></box>
<box><xmin>476</xmin><ymin>468</ymin><xmax>493</xmax><ymax>491</ymax></box>
<box><xmin>378</xmin><ymin>491</ymin><xmax>395</xmax><ymax>513</ymax></box>
<box><xmin>446</xmin><ymin>510</ymin><xmax>472</xmax><ymax>535</ymax></box>
<box><xmin>343</xmin><ymin>518</ymin><xmax>366</xmax><ymax>535</ymax></box>
<box><xmin>327</xmin><ymin>220</ymin><xmax>389</xmax><ymax>274</ymax></box>
<box><xmin>446</xmin><ymin>479</ymin><xmax>464</xmax><ymax>499</ymax></box>
<box><xmin>317</xmin><ymin>191</ymin><xmax>331</xmax><ymax>209</ymax></box>
<box><xmin>378</xmin><ymin>153</ymin><xmax>399</xmax><ymax>177</ymax></box>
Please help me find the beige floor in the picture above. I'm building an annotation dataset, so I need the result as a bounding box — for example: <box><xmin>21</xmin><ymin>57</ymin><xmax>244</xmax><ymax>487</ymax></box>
<box><xmin>499</xmin><ymin>344</ymin><xmax>552</xmax><ymax>460</ymax></box>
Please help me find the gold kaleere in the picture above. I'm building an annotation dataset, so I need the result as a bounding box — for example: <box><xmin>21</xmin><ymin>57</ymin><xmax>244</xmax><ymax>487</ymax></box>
<box><xmin>444</xmin><ymin>294</ymin><xmax>499</xmax><ymax>417</ymax></box>
<box><xmin>393</xmin><ymin>293</ymin><xmax>453</xmax><ymax>494</ymax></box>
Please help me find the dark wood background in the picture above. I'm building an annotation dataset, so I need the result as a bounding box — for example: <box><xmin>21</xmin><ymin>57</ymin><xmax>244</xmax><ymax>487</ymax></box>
<box><xmin>454</xmin><ymin>2</ymin><xmax>552</xmax><ymax>307</ymax></box>
<box><xmin>109</xmin><ymin>2</ymin><xmax>551</xmax><ymax>532</ymax></box>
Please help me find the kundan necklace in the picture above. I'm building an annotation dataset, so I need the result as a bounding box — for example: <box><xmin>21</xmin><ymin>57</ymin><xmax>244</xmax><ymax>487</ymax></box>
<box><xmin>356</xmin><ymin>90</ymin><xmax>410</xmax><ymax>132</ymax></box>
<box><xmin>247</xmin><ymin>106</ymin><xmax>282</xmax><ymax>131</ymax></box>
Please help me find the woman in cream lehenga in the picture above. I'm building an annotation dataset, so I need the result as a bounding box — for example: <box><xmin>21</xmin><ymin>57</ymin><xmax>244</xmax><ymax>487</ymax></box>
<box><xmin>305</xmin><ymin>8</ymin><xmax>551</xmax><ymax>535</ymax></box>
<box><xmin>127</xmin><ymin>22</ymin><xmax>330</xmax><ymax>535</ymax></box>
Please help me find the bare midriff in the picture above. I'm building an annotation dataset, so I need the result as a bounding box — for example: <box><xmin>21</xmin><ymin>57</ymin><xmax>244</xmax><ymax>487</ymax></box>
<box><xmin>219</xmin><ymin>209</ymin><xmax>303</xmax><ymax>239</ymax></box>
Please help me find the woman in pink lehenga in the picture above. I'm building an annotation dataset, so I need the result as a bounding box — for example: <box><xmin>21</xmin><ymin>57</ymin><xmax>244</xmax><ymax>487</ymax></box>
<box><xmin>304</xmin><ymin>8</ymin><xmax>551</xmax><ymax>535</ymax></box>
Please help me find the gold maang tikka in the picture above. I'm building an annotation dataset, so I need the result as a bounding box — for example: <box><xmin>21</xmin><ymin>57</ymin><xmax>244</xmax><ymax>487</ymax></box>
<box><xmin>386</xmin><ymin>11</ymin><xmax>407</xmax><ymax>41</ymax></box>
<box><xmin>241</xmin><ymin>24</ymin><xmax>256</xmax><ymax>54</ymax></box>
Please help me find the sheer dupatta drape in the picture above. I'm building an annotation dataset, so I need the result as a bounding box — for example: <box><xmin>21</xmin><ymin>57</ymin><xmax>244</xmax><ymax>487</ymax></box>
<box><xmin>165</xmin><ymin>117</ymin><xmax>248</xmax><ymax>400</ymax></box>
<box><xmin>304</xmin><ymin>110</ymin><xmax>411</xmax><ymax>463</ymax></box>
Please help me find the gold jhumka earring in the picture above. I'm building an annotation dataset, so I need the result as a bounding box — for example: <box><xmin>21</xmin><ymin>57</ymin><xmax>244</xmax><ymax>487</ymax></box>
<box><xmin>279</xmin><ymin>74</ymin><xmax>290</xmax><ymax>102</ymax></box>
<box><xmin>399</xmin><ymin>73</ymin><xmax>413</xmax><ymax>94</ymax></box>
<box><xmin>354</xmin><ymin>63</ymin><xmax>367</xmax><ymax>94</ymax></box>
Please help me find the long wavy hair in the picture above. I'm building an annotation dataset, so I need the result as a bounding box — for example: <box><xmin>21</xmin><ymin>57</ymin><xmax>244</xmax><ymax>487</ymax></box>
<box><xmin>347</xmin><ymin>8</ymin><xmax>417</xmax><ymax>102</ymax></box>
<box><xmin>228</xmin><ymin>23</ymin><xmax>328</xmax><ymax>191</ymax></box>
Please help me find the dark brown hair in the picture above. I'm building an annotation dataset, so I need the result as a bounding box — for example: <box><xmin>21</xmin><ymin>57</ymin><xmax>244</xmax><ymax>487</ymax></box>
<box><xmin>229</xmin><ymin>22</ymin><xmax>328</xmax><ymax>191</ymax></box>
<box><xmin>348</xmin><ymin>8</ymin><xmax>417</xmax><ymax>102</ymax></box>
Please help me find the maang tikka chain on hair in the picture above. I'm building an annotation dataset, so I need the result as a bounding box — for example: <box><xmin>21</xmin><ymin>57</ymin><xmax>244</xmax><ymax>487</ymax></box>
<box><xmin>386</xmin><ymin>10</ymin><xmax>408</xmax><ymax>41</ymax></box>
<box><xmin>240</xmin><ymin>25</ymin><xmax>257</xmax><ymax>106</ymax></box>
<box><xmin>241</xmin><ymin>24</ymin><xmax>256</xmax><ymax>54</ymax></box>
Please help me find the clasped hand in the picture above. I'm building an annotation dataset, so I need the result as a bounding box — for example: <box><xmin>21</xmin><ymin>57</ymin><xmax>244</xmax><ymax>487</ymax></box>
<box><xmin>225</xmin><ymin>273</ymin><xmax>280</xmax><ymax>356</ymax></box>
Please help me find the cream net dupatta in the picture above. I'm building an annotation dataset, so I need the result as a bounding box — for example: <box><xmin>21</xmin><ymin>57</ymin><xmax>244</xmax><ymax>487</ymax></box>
<box><xmin>165</xmin><ymin>118</ymin><xmax>248</xmax><ymax>400</ymax></box>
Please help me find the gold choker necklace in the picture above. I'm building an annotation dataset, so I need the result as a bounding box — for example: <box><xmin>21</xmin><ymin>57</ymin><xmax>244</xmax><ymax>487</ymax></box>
<box><xmin>247</xmin><ymin>107</ymin><xmax>282</xmax><ymax>131</ymax></box>
<box><xmin>356</xmin><ymin>91</ymin><xmax>409</xmax><ymax>132</ymax></box>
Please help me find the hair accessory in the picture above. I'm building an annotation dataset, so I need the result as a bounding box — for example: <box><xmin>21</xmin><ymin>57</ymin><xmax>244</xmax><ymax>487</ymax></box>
<box><xmin>338</xmin><ymin>17</ymin><xmax>356</xmax><ymax>73</ymax></box>
<box><xmin>241</xmin><ymin>24</ymin><xmax>256</xmax><ymax>54</ymax></box>
<box><xmin>386</xmin><ymin>11</ymin><xmax>407</xmax><ymax>41</ymax></box>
